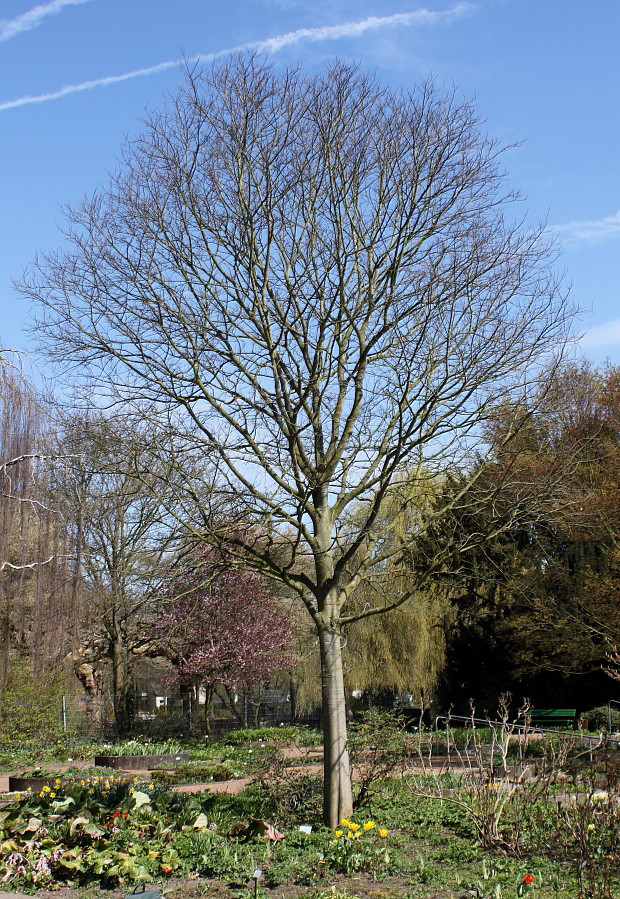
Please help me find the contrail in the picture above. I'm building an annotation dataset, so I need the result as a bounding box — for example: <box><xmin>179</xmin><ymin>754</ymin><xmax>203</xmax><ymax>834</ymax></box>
<box><xmin>0</xmin><ymin>3</ymin><xmax>474</xmax><ymax>112</ymax></box>
<box><xmin>0</xmin><ymin>0</ymin><xmax>92</xmax><ymax>43</ymax></box>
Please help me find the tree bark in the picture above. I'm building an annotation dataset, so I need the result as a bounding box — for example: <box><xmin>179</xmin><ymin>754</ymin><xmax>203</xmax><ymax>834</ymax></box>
<box><xmin>318</xmin><ymin>620</ymin><xmax>353</xmax><ymax>828</ymax></box>
<box><xmin>203</xmin><ymin>682</ymin><xmax>214</xmax><ymax>740</ymax></box>
<box><xmin>111</xmin><ymin>609</ymin><xmax>128</xmax><ymax>736</ymax></box>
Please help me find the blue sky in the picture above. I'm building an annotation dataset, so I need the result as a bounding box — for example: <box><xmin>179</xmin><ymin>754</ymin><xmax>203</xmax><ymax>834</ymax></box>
<box><xmin>1</xmin><ymin>0</ymin><xmax>619</xmax><ymax>371</ymax></box>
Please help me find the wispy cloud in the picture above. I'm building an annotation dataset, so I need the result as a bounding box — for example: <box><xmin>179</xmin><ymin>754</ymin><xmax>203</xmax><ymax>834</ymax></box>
<box><xmin>0</xmin><ymin>0</ymin><xmax>91</xmax><ymax>43</ymax></box>
<box><xmin>580</xmin><ymin>317</ymin><xmax>620</xmax><ymax>349</ymax></box>
<box><xmin>550</xmin><ymin>210</ymin><xmax>620</xmax><ymax>246</ymax></box>
<box><xmin>0</xmin><ymin>3</ymin><xmax>474</xmax><ymax>112</ymax></box>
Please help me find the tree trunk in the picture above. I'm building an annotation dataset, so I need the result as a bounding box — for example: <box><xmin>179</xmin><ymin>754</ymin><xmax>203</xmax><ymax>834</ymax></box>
<box><xmin>318</xmin><ymin>621</ymin><xmax>353</xmax><ymax>828</ymax></box>
<box><xmin>214</xmin><ymin>684</ymin><xmax>245</xmax><ymax>725</ymax></box>
<box><xmin>203</xmin><ymin>682</ymin><xmax>214</xmax><ymax>740</ymax></box>
<box><xmin>289</xmin><ymin>679</ymin><xmax>297</xmax><ymax>722</ymax></box>
<box><xmin>111</xmin><ymin>611</ymin><xmax>128</xmax><ymax>736</ymax></box>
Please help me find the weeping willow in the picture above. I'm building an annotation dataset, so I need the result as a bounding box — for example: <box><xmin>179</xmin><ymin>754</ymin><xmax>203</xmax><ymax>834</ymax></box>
<box><xmin>0</xmin><ymin>356</ymin><xmax>78</xmax><ymax>693</ymax></box>
<box><xmin>284</xmin><ymin>474</ymin><xmax>450</xmax><ymax>711</ymax></box>
<box><xmin>342</xmin><ymin>584</ymin><xmax>447</xmax><ymax>698</ymax></box>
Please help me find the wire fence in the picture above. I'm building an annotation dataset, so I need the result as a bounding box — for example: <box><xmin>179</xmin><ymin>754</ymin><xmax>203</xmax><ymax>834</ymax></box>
<box><xmin>59</xmin><ymin>688</ymin><xmax>319</xmax><ymax>739</ymax></box>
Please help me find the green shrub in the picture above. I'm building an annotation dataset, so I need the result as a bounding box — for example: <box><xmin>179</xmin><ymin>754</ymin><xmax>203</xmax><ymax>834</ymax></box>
<box><xmin>348</xmin><ymin>708</ymin><xmax>412</xmax><ymax>808</ymax></box>
<box><xmin>244</xmin><ymin>772</ymin><xmax>324</xmax><ymax>825</ymax></box>
<box><xmin>582</xmin><ymin>705</ymin><xmax>620</xmax><ymax>732</ymax></box>
<box><xmin>0</xmin><ymin>661</ymin><xmax>66</xmax><ymax>744</ymax></box>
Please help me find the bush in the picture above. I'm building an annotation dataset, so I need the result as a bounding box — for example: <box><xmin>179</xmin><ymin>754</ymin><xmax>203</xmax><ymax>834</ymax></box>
<box><xmin>348</xmin><ymin>708</ymin><xmax>412</xmax><ymax>809</ymax></box>
<box><xmin>245</xmin><ymin>766</ymin><xmax>324</xmax><ymax>825</ymax></box>
<box><xmin>582</xmin><ymin>705</ymin><xmax>620</xmax><ymax>732</ymax></box>
<box><xmin>0</xmin><ymin>661</ymin><xmax>66</xmax><ymax>744</ymax></box>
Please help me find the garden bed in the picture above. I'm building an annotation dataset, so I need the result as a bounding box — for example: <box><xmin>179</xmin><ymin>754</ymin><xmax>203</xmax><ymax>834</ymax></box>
<box><xmin>8</xmin><ymin>768</ymin><xmax>133</xmax><ymax>792</ymax></box>
<box><xmin>8</xmin><ymin>775</ymin><xmax>61</xmax><ymax>792</ymax></box>
<box><xmin>1</xmin><ymin>721</ymin><xmax>619</xmax><ymax>897</ymax></box>
<box><xmin>93</xmin><ymin>753</ymin><xmax>188</xmax><ymax>770</ymax></box>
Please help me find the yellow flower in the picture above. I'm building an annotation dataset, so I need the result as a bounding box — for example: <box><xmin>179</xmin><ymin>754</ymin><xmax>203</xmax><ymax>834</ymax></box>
<box><xmin>331</xmin><ymin>839</ymin><xmax>338</xmax><ymax>845</ymax></box>
<box><xmin>42</xmin><ymin>785</ymin><xmax>51</xmax><ymax>792</ymax></box>
<box><xmin>340</xmin><ymin>818</ymin><xmax>350</xmax><ymax>827</ymax></box>
<box><xmin>588</xmin><ymin>824</ymin><xmax>596</xmax><ymax>831</ymax></box>
<box><xmin>348</xmin><ymin>822</ymin><xmax>360</xmax><ymax>832</ymax></box>
<box><xmin>346</xmin><ymin>831</ymin><xmax>354</xmax><ymax>839</ymax></box>
<box><xmin>379</xmin><ymin>828</ymin><xmax>389</xmax><ymax>837</ymax></box>
<box><xmin>335</xmin><ymin>830</ymin><xmax>343</xmax><ymax>837</ymax></box>
<box><xmin>363</xmin><ymin>821</ymin><xmax>375</xmax><ymax>830</ymax></box>
<box><xmin>354</xmin><ymin>831</ymin><xmax>361</xmax><ymax>838</ymax></box>
<box><xmin>50</xmin><ymin>792</ymin><xmax>56</xmax><ymax>798</ymax></box>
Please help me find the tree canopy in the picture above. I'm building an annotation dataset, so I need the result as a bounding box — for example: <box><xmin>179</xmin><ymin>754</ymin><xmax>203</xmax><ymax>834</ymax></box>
<box><xmin>153</xmin><ymin>543</ymin><xmax>293</xmax><ymax>734</ymax></box>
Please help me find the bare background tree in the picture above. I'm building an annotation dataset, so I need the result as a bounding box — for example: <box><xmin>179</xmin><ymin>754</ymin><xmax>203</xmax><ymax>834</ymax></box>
<box><xmin>0</xmin><ymin>351</ymin><xmax>79</xmax><ymax>693</ymax></box>
<box><xmin>55</xmin><ymin>411</ymin><xmax>182</xmax><ymax>735</ymax></box>
<box><xmin>23</xmin><ymin>56</ymin><xmax>573</xmax><ymax>825</ymax></box>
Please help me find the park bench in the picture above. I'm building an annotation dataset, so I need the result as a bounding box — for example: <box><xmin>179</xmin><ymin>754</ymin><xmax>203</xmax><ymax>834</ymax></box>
<box><xmin>524</xmin><ymin>708</ymin><xmax>576</xmax><ymax>729</ymax></box>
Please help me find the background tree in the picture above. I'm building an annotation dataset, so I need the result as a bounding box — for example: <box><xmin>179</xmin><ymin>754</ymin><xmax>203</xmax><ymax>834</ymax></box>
<box><xmin>339</xmin><ymin>481</ymin><xmax>449</xmax><ymax>705</ymax></box>
<box><xmin>0</xmin><ymin>352</ymin><xmax>78</xmax><ymax>696</ymax></box>
<box><xmin>56</xmin><ymin>411</ymin><xmax>180</xmax><ymax>735</ymax></box>
<box><xmin>24</xmin><ymin>56</ymin><xmax>572</xmax><ymax>825</ymax></box>
<box><xmin>433</xmin><ymin>362</ymin><xmax>620</xmax><ymax>711</ymax></box>
<box><xmin>152</xmin><ymin>543</ymin><xmax>293</xmax><ymax>736</ymax></box>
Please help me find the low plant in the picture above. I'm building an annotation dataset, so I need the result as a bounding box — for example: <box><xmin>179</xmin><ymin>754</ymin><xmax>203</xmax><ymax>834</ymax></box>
<box><xmin>151</xmin><ymin>760</ymin><xmax>236</xmax><ymax>785</ymax></box>
<box><xmin>225</xmin><ymin>725</ymin><xmax>301</xmax><ymax>744</ymax></box>
<box><xmin>550</xmin><ymin>760</ymin><xmax>620</xmax><ymax>899</ymax></box>
<box><xmin>245</xmin><ymin>741</ymin><xmax>324</xmax><ymax>824</ymax></box>
<box><xmin>323</xmin><ymin>817</ymin><xmax>391</xmax><ymax>876</ymax></box>
<box><xmin>0</xmin><ymin>779</ymin><xmax>217</xmax><ymax>887</ymax></box>
<box><xmin>95</xmin><ymin>739</ymin><xmax>186</xmax><ymax>756</ymax></box>
<box><xmin>348</xmin><ymin>708</ymin><xmax>412</xmax><ymax>809</ymax></box>
<box><xmin>408</xmin><ymin>695</ymin><xmax>568</xmax><ymax>853</ymax></box>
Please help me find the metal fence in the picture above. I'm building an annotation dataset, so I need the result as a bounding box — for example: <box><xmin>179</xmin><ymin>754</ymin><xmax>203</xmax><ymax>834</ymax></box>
<box><xmin>59</xmin><ymin>688</ymin><xmax>319</xmax><ymax>739</ymax></box>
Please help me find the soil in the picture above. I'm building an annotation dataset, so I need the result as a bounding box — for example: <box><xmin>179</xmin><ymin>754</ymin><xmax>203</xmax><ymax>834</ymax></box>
<box><xmin>0</xmin><ymin>872</ymin><xmax>458</xmax><ymax>899</ymax></box>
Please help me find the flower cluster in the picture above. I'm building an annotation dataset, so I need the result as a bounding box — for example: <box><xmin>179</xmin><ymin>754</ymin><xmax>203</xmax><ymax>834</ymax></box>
<box><xmin>334</xmin><ymin>818</ymin><xmax>389</xmax><ymax>843</ymax></box>
<box><xmin>324</xmin><ymin>818</ymin><xmax>391</xmax><ymax>875</ymax></box>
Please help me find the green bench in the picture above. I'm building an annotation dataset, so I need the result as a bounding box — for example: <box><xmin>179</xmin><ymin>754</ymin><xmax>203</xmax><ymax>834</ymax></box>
<box><xmin>525</xmin><ymin>708</ymin><xmax>576</xmax><ymax>729</ymax></box>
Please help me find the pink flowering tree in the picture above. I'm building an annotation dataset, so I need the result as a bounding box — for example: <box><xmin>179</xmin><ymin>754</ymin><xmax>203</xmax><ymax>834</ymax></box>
<box><xmin>153</xmin><ymin>544</ymin><xmax>294</xmax><ymax>734</ymax></box>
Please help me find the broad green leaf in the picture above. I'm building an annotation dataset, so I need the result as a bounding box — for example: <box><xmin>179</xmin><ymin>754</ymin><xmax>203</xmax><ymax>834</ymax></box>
<box><xmin>52</xmin><ymin>797</ymin><xmax>75</xmax><ymax>813</ymax></box>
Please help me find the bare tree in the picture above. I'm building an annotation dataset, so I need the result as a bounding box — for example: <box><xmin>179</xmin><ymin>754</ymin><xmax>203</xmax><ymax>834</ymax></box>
<box><xmin>55</xmin><ymin>411</ymin><xmax>182</xmax><ymax>735</ymax></box>
<box><xmin>22</xmin><ymin>56</ymin><xmax>573</xmax><ymax>825</ymax></box>
<box><xmin>0</xmin><ymin>352</ymin><xmax>78</xmax><ymax>690</ymax></box>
